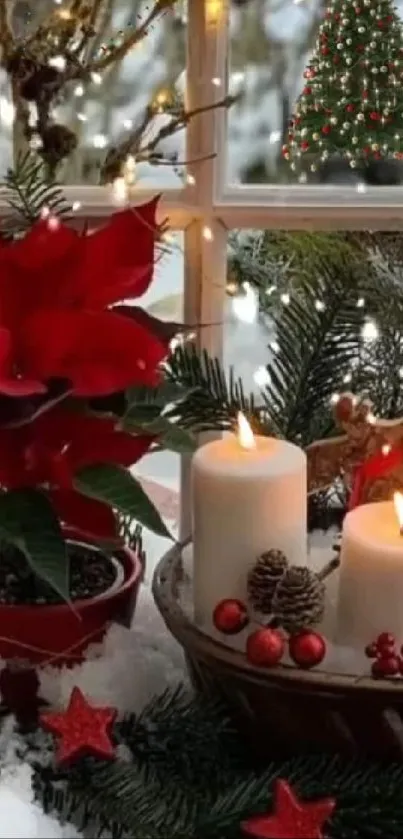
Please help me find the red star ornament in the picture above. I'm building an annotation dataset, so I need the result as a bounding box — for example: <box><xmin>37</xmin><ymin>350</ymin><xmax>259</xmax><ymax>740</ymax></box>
<box><xmin>40</xmin><ymin>686</ymin><xmax>117</xmax><ymax>765</ymax></box>
<box><xmin>241</xmin><ymin>779</ymin><xmax>335</xmax><ymax>839</ymax></box>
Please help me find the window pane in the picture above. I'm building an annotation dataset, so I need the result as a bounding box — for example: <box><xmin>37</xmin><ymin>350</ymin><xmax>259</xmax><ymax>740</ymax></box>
<box><xmin>227</xmin><ymin>0</ymin><xmax>403</xmax><ymax>187</ymax></box>
<box><xmin>0</xmin><ymin>1</ymin><xmax>187</xmax><ymax>187</ymax></box>
<box><xmin>225</xmin><ymin>227</ymin><xmax>403</xmax><ymax>430</ymax></box>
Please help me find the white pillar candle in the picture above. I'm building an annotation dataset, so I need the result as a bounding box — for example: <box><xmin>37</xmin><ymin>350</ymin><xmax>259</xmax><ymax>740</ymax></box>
<box><xmin>191</xmin><ymin>414</ymin><xmax>307</xmax><ymax>625</ymax></box>
<box><xmin>337</xmin><ymin>496</ymin><xmax>403</xmax><ymax>649</ymax></box>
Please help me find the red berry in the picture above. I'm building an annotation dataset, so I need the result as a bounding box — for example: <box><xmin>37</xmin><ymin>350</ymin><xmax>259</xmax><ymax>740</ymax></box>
<box><xmin>378</xmin><ymin>656</ymin><xmax>400</xmax><ymax>677</ymax></box>
<box><xmin>378</xmin><ymin>643</ymin><xmax>396</xmax><ymax>658</ymax></box>
<box><xmin>246</xmin><ymin>628</ymin><xmax>285</xmax><ymax>668</ymax></box>
<box><xmin>371</xmin><ymin>659</ymin><xmax>384</xmax><ymax>678</ymax></box>
<box><xmin>365</xmin><ymin>642</ymin><xmax>378</xmax><ymax>659</ymax></box>
<box><xmin>289</xmin><ymin>631</ymin><xmax>326</xmax><ymax>670</ymax></box>
<box><xmin>377</xmin><ymin>632</ymin><xmax>395</xmax><ymax>648</ymax></box>
<box><xmin>212</xmin><ymin>599</ymin><xmax>249</xmax><ymax>635</ymax></box>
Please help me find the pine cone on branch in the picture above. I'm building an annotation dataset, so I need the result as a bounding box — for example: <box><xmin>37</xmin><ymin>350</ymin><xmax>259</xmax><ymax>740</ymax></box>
<box><xmin>247</xmin><ymin>549</ymin><xmax>288</xmax><ymax>614</ymax></box>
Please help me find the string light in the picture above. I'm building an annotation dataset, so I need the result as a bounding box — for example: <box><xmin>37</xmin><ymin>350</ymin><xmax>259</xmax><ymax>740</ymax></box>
<box><xmin>186</xmin><ymin>173</ymin><xmax>196</xmax><ymax>185</ymax></box>
<box><xmin>48</xmin><ymin>55</ymin><xmax>66</xmax><ymax>71</ymax></box>
<box><xmin>124</xmin><ymin>154</ymin><xmax>136</xmax><ymax>185</ymax></box>
<box><xmin>280</xmin><ymin>292</ymin><xmax>290</xmax><ymax>305</ymax></box>
<box><xmin>74</xmin><ymin>85</ymin><xmax>84</xmax><ymax>98</ymax></box>
<box><xmin>254</xmin><ymin>366</ymin><xmax>271</xmax><ymax>387</ymax></box>
<box><xmin>91</xmin><ymin>72</ymin><xmax>103</xmax><ymax>86</ymax></box>
<box><xmin>92</xmin><ymin>133</ymin><xmax>108</xmax><ymax>149</ymax></box>
<box><xmin>72</xmin><ymin>201</ymin><xmax>81</xmax><ymax>212</ymax></box>
<box><xmin>202</xmin><ymin>226</ymin><xmax>213</xmax><ymax>241</ymax></box>
<box><xmin>205</xmin><ymin>0</ymin><xmax>224</xmax><ymax>26</ymax></box>
<box><xmin>361</xmin><ymin>319</ymin><xmax>379</xmax><ymax>342</ymax></box>
<box><xmin>232</xmin><ymin>283</ymin><xmax>258</xmax><ymax>324</ymax></box>
<box><xmin>112</xmin><ymin>177</ymin><xmax>128</xmax><ymax>204</ymax></box>
<box><xmin>123</xmin><ymin>119</ymin><xmax>133</xmax><ymax>130</ymax></box>
<box><xmin>315</xmin><ymin>300</ymin><xmax>326</xmax><ymax>311</ymax></box>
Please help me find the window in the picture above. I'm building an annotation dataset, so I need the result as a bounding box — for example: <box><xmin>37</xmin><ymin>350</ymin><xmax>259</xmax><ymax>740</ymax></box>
<box><xmin>0</xmin><ymin>1</ymin><xmax>187</xmax><ymax>189</ymax></box>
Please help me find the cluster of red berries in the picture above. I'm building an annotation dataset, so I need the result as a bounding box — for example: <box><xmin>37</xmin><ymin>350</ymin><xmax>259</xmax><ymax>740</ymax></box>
<box><xmin>212</xmin><ymin>598</ymin><xmax>326</xmax><ymax>670</ymax></box>
<box><xmin>365</xmin><ymin>632</ymin><xmax>403</xmax><ymax>678</ymax></box>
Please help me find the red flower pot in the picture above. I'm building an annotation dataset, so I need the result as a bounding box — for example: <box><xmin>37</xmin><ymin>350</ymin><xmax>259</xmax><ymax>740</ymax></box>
<box><xmin>0</xmin><ymin>538</ymin><xmax>143</xmax><ymax>666</ymax></box>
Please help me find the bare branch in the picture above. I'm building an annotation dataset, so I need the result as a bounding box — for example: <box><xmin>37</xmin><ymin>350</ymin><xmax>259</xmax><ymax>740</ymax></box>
<box><xmin>101</xmin><ymin>95</ymin><xmax>235</xmax><ymax>183</ymax></box>
<box><xmin>86</xmin><ymin>0</ymin><xmax>180</xmax><ymax>74</ymax></box>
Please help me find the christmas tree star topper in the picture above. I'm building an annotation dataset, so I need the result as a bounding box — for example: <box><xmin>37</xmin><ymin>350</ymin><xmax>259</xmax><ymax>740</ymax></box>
<box><xmin>241</xmin><ymin>778</ymin><xmax>336</xmax><ymax>839</ymax></box>
<box><xmin>40</xmin><ymin>686</ymin><xmax>117</xmax><ymax>765</ymax></box>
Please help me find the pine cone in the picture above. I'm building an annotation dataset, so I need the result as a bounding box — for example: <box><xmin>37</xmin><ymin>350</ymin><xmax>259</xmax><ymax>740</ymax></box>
<box><xmin>272</xmin><ymin>566</ymin><xmax>325</xmax><ymax>633</ymax></box>
<box><xmin>247</xmin><ymin>549</ymin><xmax>288</xmax><ymax>614</ymax></box>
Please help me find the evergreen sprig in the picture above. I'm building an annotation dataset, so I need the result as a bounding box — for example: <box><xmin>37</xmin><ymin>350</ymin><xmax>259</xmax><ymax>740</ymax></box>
<box><xmin>0</xmin><ymin>152</ymin><xmax>71</xmax><ymax>237</ymax></box>
<box><xmin>260</xmin><ymin>252</ymin><xmax>367</xmax><ymax>445</ymax></box>
<box><xmin>32</xmin><ymin>686</ymin><xmax>403</xmax><ymax>838</ymax></box>
<box><xmin>165</xmin><ymin>344</ymin><xmax>268</xmax><ymax>434</ymax></box>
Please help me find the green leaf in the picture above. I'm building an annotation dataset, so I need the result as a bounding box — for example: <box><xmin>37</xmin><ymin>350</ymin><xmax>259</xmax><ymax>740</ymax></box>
<box><xmin>122</xmin><ymin>413</ymin><xmax>197</xmax><ymax>453</ymax></box>
<box><xmin>74</xmin><ymin>465</ymin><xmax>172</xmax><ymax>540</ymax></box>
<box><xmin>0</xmin><ymin>489</ymin><xmax>69</xmax><ymax>600</ymax></box>
<box><xmin>124</xmin><ymin>403</ymin><xmax>162</xmax><ymax>426</ymax></box>
<box><xmin>123</xmin><ymin>413</ymin><xmax>196</xmax><ymax>454</ymax></box>
<box><xmin>143</xmin><ymin>417</ymin><xmax>196</xmax><ymax>453</ymax></box>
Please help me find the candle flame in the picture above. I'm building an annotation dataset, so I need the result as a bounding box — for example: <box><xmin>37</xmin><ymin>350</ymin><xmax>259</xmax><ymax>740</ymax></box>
<box><xmin>237</xmin><ymin>412</ymin><xmax>256</xmax><ymax>450</ymax></box>
<box><xmin>394</xmin><ymin>492</ymin><xmax>403</xmax><ymax>532</ymax></box>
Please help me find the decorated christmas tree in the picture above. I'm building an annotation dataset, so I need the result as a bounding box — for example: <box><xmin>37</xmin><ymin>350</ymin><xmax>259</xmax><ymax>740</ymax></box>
<box><xmin>283</xmin><ymin>0</ymin><xmax>403</xmax><ymax>182</ymax></box>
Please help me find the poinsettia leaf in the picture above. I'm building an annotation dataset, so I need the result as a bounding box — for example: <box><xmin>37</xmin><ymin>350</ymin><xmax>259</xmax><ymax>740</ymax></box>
<box><xmin>0</xmin><ymin>489</ymin><xmax>69</xmax><ymax>600</ymax></box>
<box><xmin>74</xmin><ymin>465</ymin><xmax>172</xmax><ymax>540</ymax></box>
<box><xmin>124</xmin><ymin>415</ymin><xmax>196</xmax><ymax>453</ymax></box>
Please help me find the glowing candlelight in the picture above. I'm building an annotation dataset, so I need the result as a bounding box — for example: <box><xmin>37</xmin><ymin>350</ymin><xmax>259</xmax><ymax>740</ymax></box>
<box><xmin>394</xmin><ymin>492</ymin><xmax>403</xmax><ymax>535</ymax></box>
<box><xmin>237</xmin><ymin>412</ymin><xmax>256</xmax><ymax>451</ymax></box>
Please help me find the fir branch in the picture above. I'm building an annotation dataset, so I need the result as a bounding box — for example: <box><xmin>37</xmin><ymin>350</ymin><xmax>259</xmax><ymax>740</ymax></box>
<box><xmin>261</xmin><ymin>253</ymin><xmax>367</xmax><ymax>445</ymax></box>
<box><xmin>32</xmin><ymin>686</ymin><xmax>403</xmax><ymax>839</ymax></box>
<box><xmin>164</xmin><ymin>345</ymin><xmax>269</xmax><ymax>435</ymax></box>
<box><xmin>0</xmin><ymin>153</ymin><xmax>71</xmax><ymax>236</ymax></box>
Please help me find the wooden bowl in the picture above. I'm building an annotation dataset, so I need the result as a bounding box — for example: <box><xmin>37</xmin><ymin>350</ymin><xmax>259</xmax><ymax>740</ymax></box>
<box><xmin>153</xmin><ymin>543</ymin><xmax>403</xmax><ymax>761</ymax></box>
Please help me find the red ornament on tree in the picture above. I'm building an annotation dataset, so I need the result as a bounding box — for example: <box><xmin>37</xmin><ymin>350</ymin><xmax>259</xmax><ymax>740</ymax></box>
<box><xmin>241</xmin><ymin>779</ymin><xmax>336</xmax><ymax>839</ymax></box>
<box><xmin>301</xmin><ymin>141</ymin><xmax>310</xmax><ymax>151</ymax></box>
<box><xmin>346</xmin><ymin>104</ymin><xmax>355</xmax><ymax>113</ymax></box>
<box><xmin>289</xmin><ymin>631</ymin><xmax>326</xmax><ymax>670</ymax></box>
<box><xmin>40</xmin><ymin>687</ymin><xmax>117</xmax><ymax>765</ymax></box>
<box><xmin>303</xmin><ymin>86</ymin><xmax>312</xmax><ymax>95</ymax></box>
<box><xmin>370</xmin><ymin>111</ymin><xmax>380</xmax><ymax>121</ymax></box>
<box><xmin>322</xmin><ymin>125</ymin><xmax>331</xmax><ymax>135</ymax></box>
<box><xmin>246</xmin><ymin>628</ymin><xmax>285</xmax><ymax>667</ymax></box>
<box><xmin>212</xmin><ymin>599</ymin><xmax>249</xmax><ymax>635</ymax></box>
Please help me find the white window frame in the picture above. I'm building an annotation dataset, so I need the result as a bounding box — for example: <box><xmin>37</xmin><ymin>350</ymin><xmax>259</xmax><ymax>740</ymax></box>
<box><xmin>3</xmin><ymin>1</ymin><xmax>403</xmax><ymax>535</ymax></box>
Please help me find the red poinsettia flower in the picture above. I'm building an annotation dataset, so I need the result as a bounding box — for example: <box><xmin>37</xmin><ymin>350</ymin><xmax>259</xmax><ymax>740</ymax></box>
<box><xmin>0</xmin><ymin>405</ymin><xmax>153</xmax><ymax>540</ymax></box>
<box><xmin>0</xmin><ymin>197</ymin><xmax>168</xmax><ymax>398</ymax></box>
